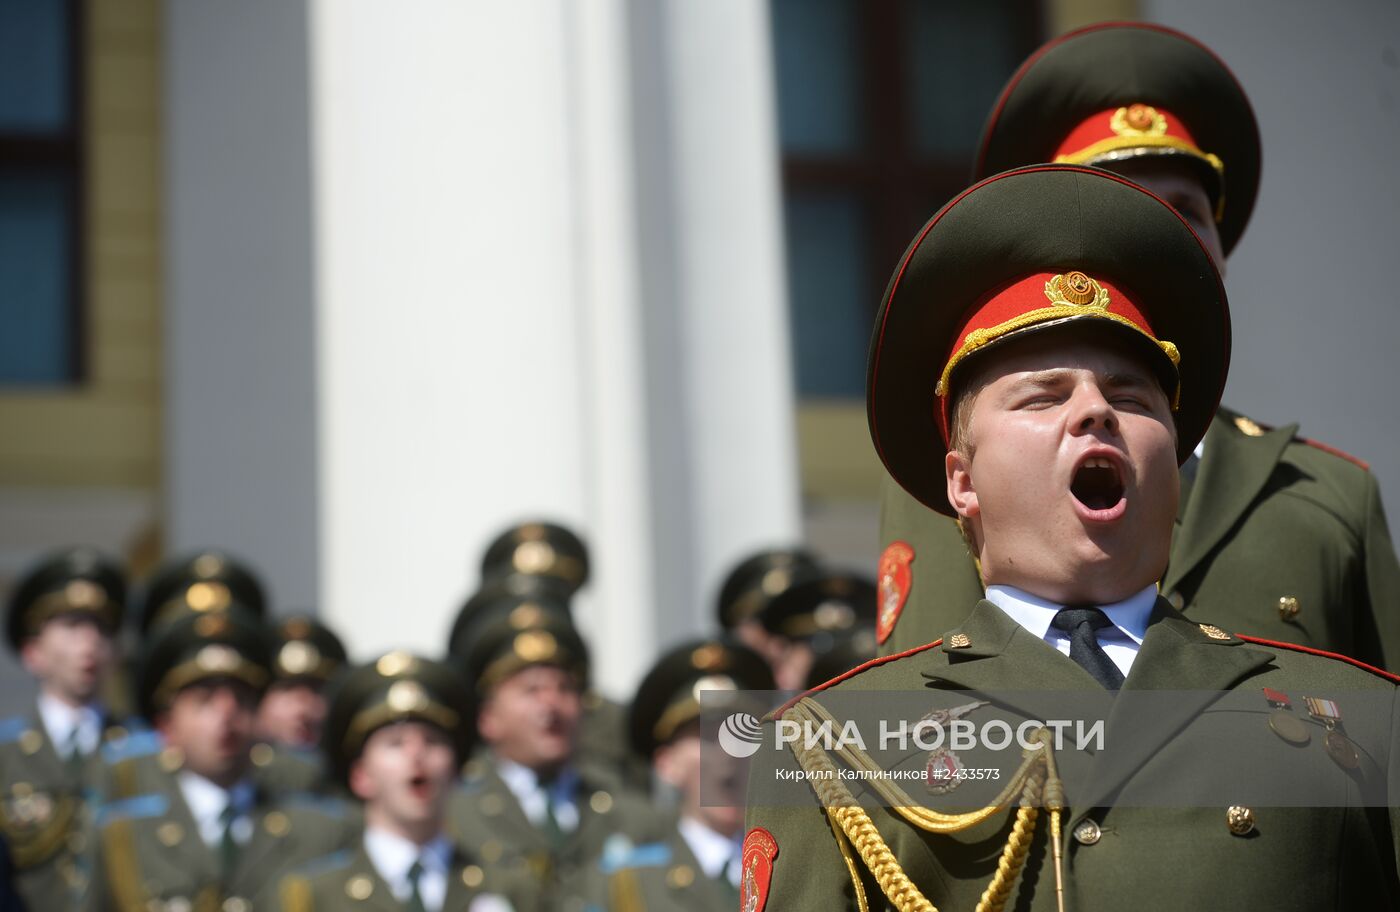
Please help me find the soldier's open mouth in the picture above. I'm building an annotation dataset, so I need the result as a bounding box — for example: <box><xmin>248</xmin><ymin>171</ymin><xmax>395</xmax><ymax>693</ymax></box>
<box><xmin>1071</xmin><ymin>457</ymin><xmax>1125</xmax><ymax>511</ymax></box>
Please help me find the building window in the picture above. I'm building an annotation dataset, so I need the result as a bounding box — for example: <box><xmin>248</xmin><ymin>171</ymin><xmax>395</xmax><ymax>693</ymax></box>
<box><xmin>772</xmin><ymin>0</ymin><xmax>1041</xmax><ymax>400</ymax></box>
<box><xmin>0</xmin><ymin>0</ymin><xmax>84</xmax><ymax>386</ymax></box>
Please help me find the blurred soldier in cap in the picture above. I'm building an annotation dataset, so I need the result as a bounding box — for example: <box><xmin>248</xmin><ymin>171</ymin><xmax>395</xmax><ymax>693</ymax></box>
<box><xmin>801</xmin><ymin>627</ymin><xmax>877</xmax><ymax>691</ymax></box>
<box><xmin>258</xmin><ymin>617</ymin><xmax>346</xmax><ymax>751</ymax></box>
<box><xmin>94</xmin><ymin>609</ymin><xmax>354</xmax><ymax>911</ymax></box>
<box><xmin>452</xmin><ymin>577</ymin><xmax>647</xmax><ymax>790</ymax></box>
<box><xmin>747</xmin><ymin>164</ymin><xmax>1400</xmax><ymax>910</ymax></box>
<box><xmin>878</xmin><ymin>22</ymin><xmax>1400</xmax><ymax>667</ymax></box>
<box><xmin>582</xmin><ymin>639</ymin><xmax>774</xmax><ymax>911</ymax></box>
<box><xmin>446</xmin><ymin>599</ymin><xmax>661</xmax><ymax>904</ymax></box>
<box><xmin>0</xmin><ymin>547</ymin><xmax>130</xmax><ymax>909</ymax></box>
<box><xmin>714</xmin><ymin>550</ymin><xmax>820</xmax><ymax>666</ymax></box>
<box><xmin>756</xmin><ymin>570</ymin><xmax>875</xmax><ymax>691</ymax></box>
<box><xmin>136</xmin><ymin>550</ymin><xmax>268</xmax><ymax>635</ymax></box>
<box><xmin>276</xmin><ymin>652</ymin><xmax>536</xmax><ymax>911</ymax></box>
<box><xmin>480</xmin><ymin>521</ymin><xmax>590</xmax><ymax>598</ymax></box>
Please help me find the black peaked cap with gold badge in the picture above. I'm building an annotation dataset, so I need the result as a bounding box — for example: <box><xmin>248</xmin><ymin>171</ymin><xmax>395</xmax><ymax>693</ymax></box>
<box><xmin>975</xmin><ymin>21</ymin><xmax>1260</xmax><ymax>256</ymax></box>
<box><xmin>320</xmin><ymin>651</ymin><xmax>472</xmax><ymax>786</ymax></box>
<box><xmin>136</xmin><ymin>607</ymin><xmax>272</xmax><ymax>719</ymax></box>
<box><xmin>867</xmin><ymin>163</ymin><xmax>1230</xmax><ymax>515</ymax></box>
<box><xmin>480</xmin><ymin>521</ymin><xmax>590</xmax><ymax>596</ymax></box>
<box><xmin>804</xmin><ymin>628</ymin><xmax>878</xmax><ymax>690</ymax></box>
<box><xmin>137</xmin><ymin>550</ymin><xmax>268</xmax><ymax>634</ymax></box>
<box><xmin>716</xmin><ymin>548</ymin><xmax>822</xmax><ymax>632</ymax></box>
<box><xmin>6</xmin><ymin>547</ymin><xmax>126</xmax><ymax>652</ymax></box>
<box><xmin>269</xmin><ymin>615</ymin><xmax>349</xmax><ymax>685</ymax></box>
<box><xmin>447</xmin><ymin>589</ymin><xmax>590</xmax><ymax>696</ymax></box>
<box><xmin>448</xmin><ymin>573</ymin><xmax>574</xmax><ymax>652</ymax></box>
<box><xmin>758</xmin><ymin>569</ymin><xmax>877</xmax><ymax>643</ymax></box>
<box><xmin>628</xmin><ymin>638</ymin><xmax>774</xmax><ymax>759</ymax></box>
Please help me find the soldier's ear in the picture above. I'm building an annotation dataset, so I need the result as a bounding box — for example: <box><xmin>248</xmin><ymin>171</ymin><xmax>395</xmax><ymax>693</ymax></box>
<box><xmin>946</xmin><ymin>450</ymin><xmax>980</xmax><ymax>520</ymax></box>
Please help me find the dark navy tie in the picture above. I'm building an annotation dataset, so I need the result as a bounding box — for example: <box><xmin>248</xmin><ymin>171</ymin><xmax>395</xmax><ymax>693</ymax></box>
<box><xmin>1050</xmin><ymin>607</ymin><xmax>1126</xmax><ymax>690</ymax></box>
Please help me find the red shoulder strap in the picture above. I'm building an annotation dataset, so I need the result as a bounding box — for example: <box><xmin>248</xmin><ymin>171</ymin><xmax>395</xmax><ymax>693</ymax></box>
<box><xmin>1298</xmin><ymin>436</ymin><xmax>1370</xmax><ymax>471</ymax></box>
<box><xmin>773</xmin><ymin>639</ymin><xmax>944</xmax><ymax>717</ymax></box>
<box><xmin>1235</xmin><ymin>634</ymin><xmax>1400</xmax><ymax>684</ymax></box>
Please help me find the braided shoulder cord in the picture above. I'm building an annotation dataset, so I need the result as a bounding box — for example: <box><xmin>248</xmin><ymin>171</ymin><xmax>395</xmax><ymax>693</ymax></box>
<box><xmin>783</xmin><ymin>697</ymin><xmax>1064</xmax><ymax>912</ymax></box>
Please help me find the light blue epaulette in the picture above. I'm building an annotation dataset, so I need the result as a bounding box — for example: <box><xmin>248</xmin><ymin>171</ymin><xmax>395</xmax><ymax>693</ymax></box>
<box><xmin>0</xmin><ymin>716</ymin><xmax>32</xmax><ymax>745</ymax></box>
<box><xmin>101</xmin><ymin>729</ymin><xmax>162</xmax><ymax>765</ymax></box>
<box><xmin>598</xmin><ymin>840</ymin><xmax>672</xmax><ymax>874</ymax></box>
<box><xmin>278</xmin><ymin>792</ymin><xmax>352</xmax><ymax>820</ymax></box>
<box><xmin>96</xmin><ymin>792</ymin><xmax>169</xmax><ymax>827</ymax></box>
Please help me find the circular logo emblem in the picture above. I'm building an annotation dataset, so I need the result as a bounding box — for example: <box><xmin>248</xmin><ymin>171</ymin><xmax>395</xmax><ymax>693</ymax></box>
<box><xmin>718</xmin><ymin>711</ymin><xmax>763</xmax><ymax>758</ymax></box>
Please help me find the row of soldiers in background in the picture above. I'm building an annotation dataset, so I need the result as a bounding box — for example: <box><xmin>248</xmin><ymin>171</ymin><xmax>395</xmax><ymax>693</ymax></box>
<box><xmin>0</xmin><ymin>523</ymin><xmax>877</xmax><ymax>911</ymax></box>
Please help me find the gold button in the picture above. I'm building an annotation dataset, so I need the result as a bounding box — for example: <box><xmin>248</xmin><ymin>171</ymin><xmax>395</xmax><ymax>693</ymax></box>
<box><xmin>263</xmin><ymin>811</ymin><xmax>290</xmax><ymax>837</ymax></box>
<box><xmin>462</xmin><ymin>865</ymin><xmax>484</xmax><ymax>888</ymax></box>
<box><xmin>18</xmin><ymin>730</ymin><xmax>42</xmax><ymax>755</ymax></box>
<box><xmin>157</xmin><ymin>822</ymin><xmax>184</xmax><ymax>847</ymax></box>
<box><xmin>589</xmin><ymin>790</ymin><xmax>614</xmax><ymax>814</ymax></box>
<box><xmin>666</xmin><ymin>865</ymin><xmax>695</xmax><ymax>888</ymax></box>
<box><xmin>1166</xmin><ymin>591</ymin><xmax>1185</xmax><ymax>611</ymax></box>
<box><xmin>480</xmin><ymin>840</ymin><xmax>503</xmax><ymax>863</ymax></box>
<box><xmin>167</xmin><ymin>897</ymin><xmax>192</xmax><ymax>912</ymax></box>
<box><xmin>1278</xmin><ymin>597</ymin><xmax>1300</xmax><ymax>621</ymax></box>
<box><xmin>223</xmin><ymin>899</ymin><xmax>251</xmax><ymax>912</ymax></box>
<box><xmin>1073</xmin><ymin>819</ymin><xmax>1101</xmax><ymax>845</ymax></box>
<box><xmin>479</xmin><ymin>793</ymin><xmax>505</xmax><ymax>817</ymax></box>
<box><xmin>250</xmin><ymin>743</ymin><xmax>276</xmax><ymax>768</ymax></box>
<box><xmin>1226</xmin><ymin>806</ymin><xmax>1255</xmax><ymax>836</ymax></box>
<box><xmin>346</xmin><ymin>875</ymin><xmax>374</xmax><ymax>900</ymax></box>
<box><xmin>159</xmin><ymin>747</ymin><xmax>184</xmax><ymax>772</ymax></box>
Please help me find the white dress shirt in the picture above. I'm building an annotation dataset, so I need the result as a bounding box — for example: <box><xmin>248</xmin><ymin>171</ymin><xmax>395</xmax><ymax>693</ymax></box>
<box><xmin>495</xmin><ymin>759</ymin><xmax>580</xmax><ymax>833</ymax></box>
<box><xmin>678</xmin><ymin>816</ymin><xmax>742</xmax><ymax>888</ymax></box>
<box><xmin>177</xmin><ymin>771</ymin><xmax>255</xmax><ymax>848</ymax></box>
<box><xmin>36</xmin><ymin>693</ymin><xmax>102</xmax><ymax>758</ymax></box>
<box><xmin>985</xmin><ymin>583</ymin><xmax>1157</xmax><ymax>677</ymax></box>
<box><xmin>364</xmin><ymin>828</ymin><xmax>452</xmax><ymax>912</ymax></box>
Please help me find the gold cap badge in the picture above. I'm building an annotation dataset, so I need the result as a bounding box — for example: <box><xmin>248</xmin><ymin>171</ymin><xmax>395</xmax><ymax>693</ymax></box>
<box><xmin>1044</xmin><ymin>271</ymin><xmax>1109</xmax><ymax>309</ymax></box>
<box><xmin>1111</xmin><ymin>104</ymin><xmax>1167</xmax><ymax>137</ymax></box>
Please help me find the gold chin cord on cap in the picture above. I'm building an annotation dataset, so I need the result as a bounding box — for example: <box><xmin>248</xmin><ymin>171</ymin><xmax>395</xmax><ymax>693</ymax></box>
<box><xmin>783</xmin><ymin>698</ymin><xmax>1066</xmax><ymax>912</ymax></box>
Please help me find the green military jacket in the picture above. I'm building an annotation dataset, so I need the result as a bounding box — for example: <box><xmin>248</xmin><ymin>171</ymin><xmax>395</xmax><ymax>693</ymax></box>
<box><xmin>575</xmin><ymin>821</ymin><xmax>740</xmax><ymax>912</ymax></box>
<box><xmin>747</xmin><ymin>598</ymin><xmax>1400</xmax><ymax>910</ymax></box>
<box><xmin>276</xmin><ymin>841</ymin><xmax>540</xmax><ymax>912</ymax></box>
<box><xmin>446</xmin><ymin>759</ymin><xmax>665</xmax><ymax>907</ymax></box>
<box><xmin>93</xmin><ymin>757</ymin><xmax>356</xmax><ymax>912</ymax></box>
<box><xmin>0</xmin><ymin>707</ymin><xmax>140</xmax><ymax>910</ymax></box>
<box><xmin>577</xmin><ymin>692</ymin><xmax>651</xmax><ymax>793</ymax></box>
<box><xmin>879</xmin><ymin>408</ymin><xmax>1400</xmax><ymax>667</ymax></box>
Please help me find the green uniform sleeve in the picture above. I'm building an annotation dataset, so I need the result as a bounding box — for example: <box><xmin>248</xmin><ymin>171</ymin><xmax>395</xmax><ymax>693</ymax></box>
<box><xmin>743</xmin><ymin>719</ymin><xmax>858</xmax><ymax>910</ymax></box>
<box><xmin>1361</xmin><ymin>471</ymin><xmax>1400</xmax><ymax>670</ymax></box>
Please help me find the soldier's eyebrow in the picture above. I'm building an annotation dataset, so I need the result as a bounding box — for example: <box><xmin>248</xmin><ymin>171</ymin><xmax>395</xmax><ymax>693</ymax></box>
<box><xmin>1102</xmin><ymin>371</ymin><xmax>1155</xmax><ymax>390</ymax></box>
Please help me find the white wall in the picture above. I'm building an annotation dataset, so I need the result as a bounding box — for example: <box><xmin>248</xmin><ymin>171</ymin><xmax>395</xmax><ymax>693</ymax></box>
<box><xmin>1143</xmin><ymin>0</ymin><xmax>1400</xmax><ymax>515</ymax></box>
<box><xmin>166</xmin><ymin>1</ymin><xmax>800</xmax><ymax>696</ymax></box>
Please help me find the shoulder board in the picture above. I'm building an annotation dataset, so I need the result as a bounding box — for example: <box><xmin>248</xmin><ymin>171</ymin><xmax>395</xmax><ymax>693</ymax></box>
<box><xmin>278</xmin><ymin>792</ymin><xmax>351</xmax><ymax>819</ymax></box>
<box><xmin>1235</xmin><ymin>635</ymin><xmax>1400</xmax><ymax>684</ymax></box>
<box><xmin>772</xmin><ymin>639</ymin><xmax>944</xmax><ymax>719</ymax></box>
<box><xmin>1298</xmin><ymin>436</ymin><xmax>1370</xmax><ymax>471</ymax></box>
<box><xmin>96</xmin><ymin>792</ymin><xmax>170</xmax><ymax>826</ymax></box>
<box><xmin>102</xmin><ymin>729</ymin><xmax>163</xmax><ymax>764</ymax></box>
<box><xmin>0</xmin><ymin>716</ymin><xmax>31</xmax><ymax>745</ymax></box>
<box><xmin>294</xmin><ymin>849</ymin><xmax>354</xmax><ymax>877</ymax></box>
<box><xmin>599</xmin><ymin>840</ymin><xmax>671</xmax><ymax>874</ymax></box>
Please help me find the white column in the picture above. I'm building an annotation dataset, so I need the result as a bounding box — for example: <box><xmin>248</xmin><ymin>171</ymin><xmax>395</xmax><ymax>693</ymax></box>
<box><xmin>659</xmin><ymin>0</ymin><xmax>804</xmax><ymax>615</ymax></box>
<box><xmin>309</xmin><ymin>1</ymin><xmax>592</xmax><ymax>662</ymax></box>
<box><xmin>167</xmin><ymin>1</ymin><xmax>801</xmax><ymax>695</ymax></box>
